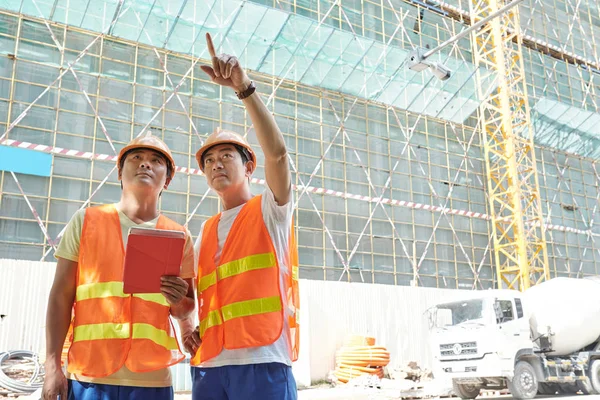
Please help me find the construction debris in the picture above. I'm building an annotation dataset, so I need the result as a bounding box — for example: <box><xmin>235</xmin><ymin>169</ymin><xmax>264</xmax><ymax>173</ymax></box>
<box><xmin>344</xmin><ymin>374</ymin><xmax>383</xmax><ymax>389</ymax></box>
<box><xmin>387</xmin><ymin>361</ymin><xmax>433</xmax><ymax>383</ymax></box>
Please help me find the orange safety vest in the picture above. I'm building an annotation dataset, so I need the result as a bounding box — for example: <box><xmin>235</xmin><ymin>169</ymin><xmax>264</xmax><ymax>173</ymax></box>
<box><xmin>67</xmin><ymin>204</ymin><xmax>185</xmax><ymax>377</ymax></box>
<box><xmin>191</xmin><ymin>195</ymin><xmax>300</xmax><ymax>365</ymax></box>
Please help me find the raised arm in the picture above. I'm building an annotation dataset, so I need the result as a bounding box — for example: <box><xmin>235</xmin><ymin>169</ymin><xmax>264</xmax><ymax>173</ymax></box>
<box><xmin>200</xmin><ymin>33</ymin><xmax>291</xmax><ymax>205</ymax></box>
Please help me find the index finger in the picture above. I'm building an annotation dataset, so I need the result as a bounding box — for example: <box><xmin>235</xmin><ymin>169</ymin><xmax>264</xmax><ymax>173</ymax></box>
<box><xmin>206</xmin><ymin>33</ymin><xmax>216</xmax><ymax>58</ymax></box>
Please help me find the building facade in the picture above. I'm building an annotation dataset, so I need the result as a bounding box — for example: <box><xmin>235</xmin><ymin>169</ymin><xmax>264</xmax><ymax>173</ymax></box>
<box><xmin>0</xmin><ymin>0</ymin><xmax>599</xmax><ymax>289</ymax></box>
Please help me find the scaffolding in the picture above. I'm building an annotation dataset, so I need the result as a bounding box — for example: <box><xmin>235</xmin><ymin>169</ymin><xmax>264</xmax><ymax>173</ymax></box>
<box><xmin>0</xmin><ymin>0</ymin><xmax>598</xmax><ymax>289</ymax></box>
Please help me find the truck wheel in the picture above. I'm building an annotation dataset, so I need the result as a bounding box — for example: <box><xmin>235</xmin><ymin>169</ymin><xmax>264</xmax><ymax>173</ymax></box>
<box><xmin>590</xmin><ymin>359</ymin><xmax>600</xmax><ymax>393</ymax></box>
<box><xmin>508</xmin><ymin>361</ymin><xmax>538</xmax><ymax>400</ymax></box>
<box><xmin>452</xmin><ymin>381</ymin><xmax>481</xmax><ymax>399</ymax></box>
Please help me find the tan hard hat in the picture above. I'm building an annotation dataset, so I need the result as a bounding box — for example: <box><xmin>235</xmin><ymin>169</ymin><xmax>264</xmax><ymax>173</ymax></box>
<box><xmin>195</xmin><ymin>128</ymin><xmax>256</xmax><ymax>172</ymax></box>
<box><xmin>117</xmin><ymin>132</ymin><xmax>176</xmax><ymax>180</ymax></box>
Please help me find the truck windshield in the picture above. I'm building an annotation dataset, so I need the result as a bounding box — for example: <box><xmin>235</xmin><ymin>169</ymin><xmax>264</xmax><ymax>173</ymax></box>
<box><xmin>431</xmin><ymin>299</ymin><xmax>486</xmax><ymax>328</ymax></box>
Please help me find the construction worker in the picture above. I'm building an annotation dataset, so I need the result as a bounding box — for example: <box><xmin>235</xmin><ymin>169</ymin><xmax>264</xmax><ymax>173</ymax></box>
<box><xmin>42</xmin><ymin>134</ymin><xmax>196</xmax><ymax>400</ymax></box>
<box><xmin>178</xmin><ymin>33</ymin><xmax>300</xmax><ymax>400</ymax></box>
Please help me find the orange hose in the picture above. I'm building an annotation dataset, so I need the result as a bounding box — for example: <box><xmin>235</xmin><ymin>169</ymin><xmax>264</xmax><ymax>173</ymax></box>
<box><xmin>334</xmin><ymin>368</ymin><xmax>384</xmax><ymax>378</ymax></box>
<box><xmin>338</xmin><ymin>346</ymin><xmax>388</xmax><ymax>351</ymax></box>
<box><xmin>343</xmin><ymin>335</ymin><xmax>376</xmax><ymax>346</ymax></box>
<box><xmin>336</xmin><ymin>353</ymin><xmax>390</xmax><ymax>359</ymax></box>
<box><xmin>337</xmin><ymin>354</ymin><xmax>390</xmax><ymax>359</ymax></box>
<box><xmin>337</xmin><ymin>363</ymin><xmax>384</xmax><ymax>373</ymax></box>
<box><xmin>333</xmin><ymin>335</ymin><xmax>390</xmax><ymax>383</ymax></box>
<box><xmin>335</xmin><ymin>358</ymin><xmax>390</xmax><ymax>367</ymax></box>
<box><xmin>334</xmin><ymin>366</ymin><xmax>384</xmax><ymax>383</ymax></box>
<box><xmin>334</xmin><ymin>370</ymin><xmax>384</xmax><ymax>379</ymax></box>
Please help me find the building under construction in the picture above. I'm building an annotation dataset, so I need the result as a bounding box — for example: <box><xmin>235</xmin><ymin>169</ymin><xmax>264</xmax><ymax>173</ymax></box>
<box><xmin>0</xmin><ymin>0</ymin><xmax>599</xmax><ymax>290</ymax></box>
<box><xmin>1</xmin><ymin>0</ymin><xmax>600</xmax><ymax>394</ymax></box>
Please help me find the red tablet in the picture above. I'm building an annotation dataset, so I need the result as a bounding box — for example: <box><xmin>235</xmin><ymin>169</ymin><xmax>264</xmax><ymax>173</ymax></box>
<box><xmin>123</xmin><ymin>227</ymin><xmax>186</xmax><ymax>294</ymax></box>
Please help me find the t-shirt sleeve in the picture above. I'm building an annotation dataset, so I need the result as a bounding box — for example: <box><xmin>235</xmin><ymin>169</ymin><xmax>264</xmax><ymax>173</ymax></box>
<box><xmin>262</xmin><ymin>183</ymin><xmax>294</xmax><ymax>225</ymax></box>
<box><xmin>193</xmin><ymin>222</ymin><xmax>205</xmax><ymax>279</ymax></box>
<box><xmin>180</xmin><ymin>228</ymin><xmax>196</xmax><ymax>279</ymax></box>
<box><xmin>54</xmin><ymin>209</ymin><xmax>86</xmax><ymax>262</ymax></box>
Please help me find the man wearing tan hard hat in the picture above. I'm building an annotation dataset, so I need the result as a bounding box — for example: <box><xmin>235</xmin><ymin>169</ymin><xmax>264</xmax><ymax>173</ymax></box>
<box><xmin>179</xmin><ymin>33</ymin><xmax>300</xmax><ymax>400</ymax></box>
<box><xmin>43</xmin><ymin>132</ymin><xmax>196</xmax><ymax>400</ymax></box>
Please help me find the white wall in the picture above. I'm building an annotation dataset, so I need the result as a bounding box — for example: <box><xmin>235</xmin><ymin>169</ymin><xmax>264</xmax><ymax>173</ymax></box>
<box><xmin>0</xmin><ymin>259</ymin><xmax>55</xmax><ymax>357</ymax></box>
<box><xmin>293</xmin><ymin>280</ymin><xmax>468</xmax><ymax>386</ymax></box>
<box><xmin>0</xmin><ymin>259</ymin><xmax>470</xmax><ymax>388</ymax></box>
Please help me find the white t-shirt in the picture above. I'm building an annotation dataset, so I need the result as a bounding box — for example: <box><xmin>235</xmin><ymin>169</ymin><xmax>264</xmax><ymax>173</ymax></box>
<box><xmin>193</xmin><ymin>186</ymin><xmax>293</xmax><ymax>368</ymax></box>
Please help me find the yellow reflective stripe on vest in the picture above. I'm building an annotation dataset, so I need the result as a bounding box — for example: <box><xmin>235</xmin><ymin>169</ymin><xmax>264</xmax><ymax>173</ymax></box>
<box><xmin>199</xmin><ymin>310</ymin><xmax>223</xmax><ymax>337</ymax></box>
<box><xmin>74</xmin><ymin>323</ymin><xmax>176</xmax><ymax>350</ymax></box>
<box><xmin>198</xmin><ymin>253</ymin><xmax>275</xmax><ymax>292</ymax></box>
<box><xmin>76</xmin><ymin>282</ymin><xmax>168</xmax><ymax>306</ymax></box>
<box><xmin>76</xmin><ymin>282</ymin><xmax>127</xmax><ymax>301</ymax></box>
<box><xmin>132</xmin><ymin>323</ymin><xmax>178</xmax><ymax>350</ymax></box>
<box><xmin>73</xmin><ymin>322</ymin><xmax>130</xmax><ymax>342</ymax></box>
<box><xmin>218</xmin><ymin>253</ymin><xmax>276</xmax><ymax>280</ymax></box>
<box><xmin>133</xmin><ymin>293</ymin><xmax>169</xmax><ymax>307</ymax></box>
<box><xmin>292</xmin><ymin>265</ymin><xmax>299</xmax><ymax>281</ymax></box>
<box><xmin>199</xmin><ymin>296</ymin><xmax>282</xmax><ymax>335</ymax></box>
<box><xmin>221</xmin><ymin>296</ymin><xmax>282</xmax><ymax>322</ymax></box>
<box><xmin>198</xmin><ymin>271</ymin><xmax>217</xmax><ymax>293</ymax></box>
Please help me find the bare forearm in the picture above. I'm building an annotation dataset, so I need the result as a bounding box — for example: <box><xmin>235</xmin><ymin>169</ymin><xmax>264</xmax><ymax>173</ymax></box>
<box><xmin>170</xmin><ymin>296</ymin><xmax>195</xmax><ymax>320</ymax></box>
<box><xmin>177</xmin><ymin>314</ymin><xmax>196</xmax><ymax>333</ymax></box>
<box><xmin>202</xmin><ymin>32</ymin><xmax>291</xmax><ymax>202</ymax></box>
<box><xmin>242</xmin><ymin>90</ymin><xmax>287</xmax><ymax>161</ymax></box>
<box><xmin>45</xmin><ymin>293</ymin><xmax>74</xmax><ymax>368</ymax></box>
<box><xmin>242</xmin><ymin>88</ymin><xmax>291</xmax><ymax>204</ymax></box>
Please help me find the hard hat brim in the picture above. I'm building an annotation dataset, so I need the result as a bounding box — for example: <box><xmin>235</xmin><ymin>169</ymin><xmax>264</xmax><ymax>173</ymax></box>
<box><xmin>118</xmin><ymin>143</ymin><xmax>176</xmax><ymax>179</ymax></box>
<box><xmin>195</xmin><ymin>139</ymin><xmax>256</xmax><ymax>172</ymax></box>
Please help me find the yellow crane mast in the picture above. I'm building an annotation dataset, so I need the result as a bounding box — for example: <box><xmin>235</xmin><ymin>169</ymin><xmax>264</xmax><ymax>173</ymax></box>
<box><xmin>469</xmin><ymin>0</ymin><xmax>550</xmax><ymax>290</ymax></box>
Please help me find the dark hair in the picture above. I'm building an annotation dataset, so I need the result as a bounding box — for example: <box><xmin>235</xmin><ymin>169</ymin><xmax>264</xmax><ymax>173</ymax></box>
<box><xmin>120</xmin><ymin>148</ymin><xmax>172</xmax><ymax>179</ymax></box>
<box><xmin>201</xmin><ymin>144</ymin><xmax>251</xmax><ymax>168</ymax></box>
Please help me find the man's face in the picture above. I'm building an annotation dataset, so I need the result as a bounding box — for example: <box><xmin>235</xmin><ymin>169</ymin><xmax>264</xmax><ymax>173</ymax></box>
<box><xmin>203</xmin><ymin>144</ymin><xmax>252</xmax><ymax>193</ymax></box>
<box><xmin>119</xmin><ymin>148</ymin><xmax>169</xmax><ymax>192</ymax></box>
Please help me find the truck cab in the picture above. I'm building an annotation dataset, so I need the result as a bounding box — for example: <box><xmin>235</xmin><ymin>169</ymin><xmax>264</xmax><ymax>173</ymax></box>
<box><xmin>429</xmin><ymin>278</ymin><xmax>600</xmax><ymax>399</ymax></box>
<box><xmin>428</xmin><ymin>290</ymin><xmax>533</xmax><ymax>398</ymax></box>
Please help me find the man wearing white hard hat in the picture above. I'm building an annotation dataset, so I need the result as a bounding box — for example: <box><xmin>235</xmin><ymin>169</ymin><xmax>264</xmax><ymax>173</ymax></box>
<box><xmin>43</xmin><ymin>134</ymin><xmax>196</xmax><ymax>400</ymax></box>
<box><xmin>179</xmin><ymin>33</ymin><xmax>300</xmax><ymax>400</ymax></box>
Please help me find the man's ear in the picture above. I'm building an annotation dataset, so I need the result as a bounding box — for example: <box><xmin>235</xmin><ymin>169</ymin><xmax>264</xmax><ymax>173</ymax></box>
<box><xmin>245</xmin><ymin>160</ymin><xmax>255</xmax><ymax>177</ymax></box>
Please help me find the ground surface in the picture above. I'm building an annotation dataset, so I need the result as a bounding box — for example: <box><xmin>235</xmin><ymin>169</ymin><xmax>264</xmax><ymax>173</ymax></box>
<box><xmin>177</xmin><ymin>392</ymin><xmax>600</xmax><ymax>400</ymax></box>
<box><xmin>3</xmin><ymin>387</ymin><xmax>600</xmax><ymax>399</ymax></box>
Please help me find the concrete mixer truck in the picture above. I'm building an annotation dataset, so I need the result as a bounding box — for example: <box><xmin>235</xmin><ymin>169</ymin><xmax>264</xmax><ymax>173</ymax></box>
<box><xmin>427</xmin><ymin>277</ymin><xmax>600</xmax><ymax>399</ymax></box>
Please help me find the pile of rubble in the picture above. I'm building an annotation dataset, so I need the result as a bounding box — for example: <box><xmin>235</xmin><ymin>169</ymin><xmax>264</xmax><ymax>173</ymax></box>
<box><xmin>387</xmin><ymin>361</ymin><xmax>433</xmax><ymax>383</ymax></box>
<box><xmin>329</xmin><ymin>360</ymin><xmax>453</xmax><ymax>399</ymax></box>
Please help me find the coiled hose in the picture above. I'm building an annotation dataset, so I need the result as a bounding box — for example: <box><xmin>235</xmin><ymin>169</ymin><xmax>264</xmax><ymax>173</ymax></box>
<box><xmin>333</xmin><ymin>335</ymin><xmax>390</xmax><ymax>383</ymax></box>
<box><xmin>0</xmin><ymin>350</ymin><xmax>44</xmax><ymax>393</ymax></box>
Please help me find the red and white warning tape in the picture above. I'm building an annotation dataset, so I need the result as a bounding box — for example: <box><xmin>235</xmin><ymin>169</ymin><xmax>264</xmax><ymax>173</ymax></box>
<box><xmin>0</xmin><ymin>138</ymin><xmax>492</xmax><ymax>219</ymax></box>
<box><xmin>0</xmin><ymin>138</ymin><xmax>594</xmax><ymax>237</ymax></box>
